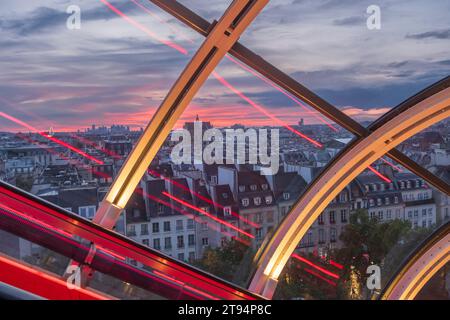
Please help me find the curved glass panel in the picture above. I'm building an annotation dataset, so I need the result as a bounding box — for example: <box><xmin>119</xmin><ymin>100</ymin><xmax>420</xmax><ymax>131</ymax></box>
<box><xmin>415</xmin><ymin>261</ymin><xmax>449</xmax><ymax>300</ymax></box>
<box><xmin>123</xmin><ymin>56</ymin><xmax>353</xmax><ymax>289</ymax></box>
<box><xmin>240</xmin><ymin>0</ymin><xmax>450</xmax><ymax>125</ymax></box>
<box><xmin>273</xmin><ymin>156</ymin><xmax>449</xmax><ymax>300</ymax></box>
<box><xmin>0</xmin><ymin>0</ymin><xmax>202</xmax><ymax>230</ymax></box>
<box><xmin>397</xmin><ymin>118</ymin><xmax>450</xmax><ymax>186</ymax></box>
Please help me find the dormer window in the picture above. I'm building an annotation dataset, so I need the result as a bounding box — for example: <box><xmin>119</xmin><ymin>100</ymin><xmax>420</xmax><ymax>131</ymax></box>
<box><xmin>265</xmin><ymin>196</ymin><xmax>273</xmax><ymax>204</ymax></box>
<box><xmin>254</xmin><ymin>197</ymin><xmax>262</xmax><ymax>205</ymax></box>
<box><xmin>222</xmin><ymin>193</ymin><xmax>229</xmax><ymax>199</ymax></box>
<box><xmin>385</xmin><ymin>197</ymin><xmax>390</xmax><ymax>205</ymax></box>
<box><xmin>377</xmin><ymin>198</ymin><xmax>382</xmax><ymax>206</ymax></box>
<box><xmin>261</xmin><ymin>184</ymin><xmax>268</xmax><ymax>191</ymax></box>
<box><xmin>369</xmin><ymin>199</ymin><xmax>375</xmax><ymax>207</ymax></box>
<box><xmin>394</xmin><ymin>196</ymin><xmax>399</xmax><ymax>204</ymax></box>
<box><xmin>372</xmin><ymin>184</ymin><xmax>377</xmax><ymax>192</ymax></box>
<box><xmin>242</xmin><ymin>198</ymin><xmax>249</xmax><ymax>207</ymax></box>
<box><xmin>250</xmin><ymin>184</ymin><xmax>257</xmax><ymax>191</ymax></box>
<box><xmin>365</xmin><ymin>185</ymin><xmax>370</xmax><ymax>192</ymax></box>
<box><xmin>239</xmin><ymin>185</ymin><xmax>245</xmax><ymax>192</ymax></box>
<box><xmin>223</xmin><ymin>206</ymin><xmax>232</xmax><ymax>216</ymax></box>
<box><xmin>283</xmin><ymin>192</ymin><xmax>290</xmax><ymax>200</ymax></box>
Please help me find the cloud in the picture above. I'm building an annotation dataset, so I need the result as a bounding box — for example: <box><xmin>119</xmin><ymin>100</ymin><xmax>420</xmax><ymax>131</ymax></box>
<box><xmin>406</xmin><ymin>28</ymin><xmax>450</xmax><ymax>40</ymax></box>
<box><xmin>333</xmin><ymin>16</ymin><xmax>365</xmax><ymax>26</ymax></box>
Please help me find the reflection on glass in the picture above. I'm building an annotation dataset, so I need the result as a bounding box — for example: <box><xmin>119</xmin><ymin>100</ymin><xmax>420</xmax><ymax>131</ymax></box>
<box><xmin>122</xmin><ymin>56</ymin><xmax>352</xmax><ymax>288</ymax></box>
<box><xmin>240</xmin><ymin>0</ymin><xmax>450</xmax><ymax>125</ymax></box>
<box><xmin>274</xmin><ymin>157</ymin><xmax>449</xmax><ymax>300</ymax></box>
<box><xmin>415</xmin><ymin>262</ymin><xmax>450</xmax><ymax>300</ymax></box>
<box><xmin>398</xmin><ymin>118</ymin><xmax>450</xmax><ymax>186</ymax></box>
<box><xmin>0</xmin><ymin>0</ymin><xmax>202</xmax><ymax>231</ymax></box>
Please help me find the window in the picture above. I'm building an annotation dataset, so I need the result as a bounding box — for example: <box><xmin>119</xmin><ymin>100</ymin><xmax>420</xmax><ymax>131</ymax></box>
<box><xmin>422</xmin><ymin>209</ymin><xmax>427</xmax><ymax>217</ymax></box>
<box><xmin>157</xmin><ymin>203</ymin><xmax>164</xmax><ymax>215</ymax></box>
<box><xmin>330</xmin><ymin>228</ymin><xmax>337</xmax><ymax>243</ymax></box>
<box><xmin>394</xmin><ymin>196</ymin><xmax>399</xmax><ymax>204</ymax></box>
<box><xmin>239</xmin><ymin>185</ymin><xmax>245</xmax><ymax>192</ymax></box>
<box><xmin>127</xmin><ymin>225</ymin><xmax>136</xmax><ymax>236</ymax></box>
<box><xmin>178</xmin><ymin>253</ymin><xmax>185</xmax><ymax>261</ymax></box>
<box><xmin>202</xmin><ymin>237</ymin><xmax>209</xmax><ymax>246</ymax></box>
<box><xmin>177</xmin><ymin>236</ymin><xmax>184</xmax><ymax>248</ymax></box>
<box><xmin>385</xmin><ymin>197</ymin><xmax>390</xmax><ymax>205</ymax></box>
<box><xmin>141</xmin><ymin>224</ymin><xmax>149</xmax><ymax>235</ymax></box>
<box><xmin>250</xmin><ymin>184</ymin><xmax>257</xmax><ymax>191</ymax></box>
<box><xmin>242</xmin><ymin>198</ymin><xmax>249</xmax><ymax>207</ymax></box>
<box><xmin>223</xmin><ymin>206</ymin><xmax>232</xmax><ymax>216</ymax></box>
<box><xmin>164</xmin><ymin>237</ymin><xmax>172</xmax><ymax>250</ymax></box>
<box><xmin>188</xmin><ymin>252</ymin><xmax>195</xmax><ymax>261</ymax></box>
<box><xmin>329</xmin><ymin>211</ymin><xmax>336</xmax><ymax>224</ymax></box>
<box><xmin>163</xmin><ymin>221</ymin><xmax>171</xmax><ymax>232</ymax></box>
<box><xmin>142</xmin><ymin>239</ymin><xmax>149</xmax><ymax>246</ymax></box>
<box><xmin>387</xmin><ymin>209</ymin><xmax>392</xmax><ymax>220</ymax></box>
<box><xmin>370</xmin><ymin>211</ymin><xmax>376</xmax><ymax>220</ymax></box>
<box><xmin>254</xmin><ymin>197</ymin><xmax>261</xmax><ymax>205</ymax></box>
<box><xmin>153</xmin><ymin>238</ymin><xmax>161</xmax><ymax>250</ymax></box>
<box><xmin>377</xmin><ymin>198</ymin><xmax>382</xmax><ymax>206</ymax></box>
<box><xmin>152</xmin><ymin>222</ymin><xmax>160</xmax><ymax>233</ymax></box>
<box><xmin>340</xmin><ymin>209</ymin><xmax>347</xmax><ymax>223</ymax></box>
<box><xmin>378</xmin><ymin>211</ymin><xmax>383</xmax><ymax>220</ymax></box>
<box><xmin>188</xmin><ymin>234</ymin><xmax>195</xmax><ymax>247</ymax></box>
<box><xmin>318</xmin><ymin>229</ymin><xmax>325</xmax><ymax>244</ymax></box>
<box><xmin>255</xmin><ymin>228</ymin><xmax>263</xmax><ymax>240</ymax></box>
<box><xmin>283</xmin><ymin>192</ymin><xmax>290</xmax><ymax>200</ymax></box>
<box><xmin>255</xmin><ymin>213</ymin><xmax>262</xmax><ymax>223</ymax></box>
<box><xmin>201</xmin><ymin>222</ymin><xmax>208</xmax><ymax>231</ymax></box>
<box><xmin>187</xmin><ymin>219</ymin><xmax>194</xmax><ymax>230</ymax></box>
<box><xmin>261</xmin><ymin>184</ymin><xmax>268</xmax><ymax>191</ymax></box>
<box><xmin>318</xmin><ymin>213</ymin><xmax>324</xmax><ymax>225</ymax></box>
<box><xmin>176</xmin><ymin>220</ymin><xmax>183</xmax><ymax>231</ymax></box>
<box><xmin>265</xmin><ymin>196</ymin><xmax>273</xmax><ymax>204</ymax></box>
<box><xmin>267</xmin><ymin>211</ymin><xmax>274</xmax><ymax>223</ymax></box>
<box><xmin>211</xmin><ymin>176</ymin><xmax>218</xmax><ymax>184</ymax></box>
<box><xmin>78</xmin><ymin>206</ymin><xmax>96</xmax><ymax>219</ymax></box>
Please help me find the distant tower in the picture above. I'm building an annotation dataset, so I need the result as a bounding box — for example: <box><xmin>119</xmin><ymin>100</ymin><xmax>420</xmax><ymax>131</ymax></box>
<box><xmin>299</xmin><ymin>118</ymin><xmax>304</xmax><ymax>126</ymax></box>
<box><xmin>195</xmin><ymin>114</ymin><xmax>200</xmax><ymax>122</ymax></box>
<box><xmin>48</xmin><ymin>127</ymin><xmax>54</xmax><ymax>137</ymax></box>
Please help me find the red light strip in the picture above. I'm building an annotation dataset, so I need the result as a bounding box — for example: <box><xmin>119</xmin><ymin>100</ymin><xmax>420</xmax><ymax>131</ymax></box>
<box><xmin>99</xmin><ymin>0</ymin><xmax>188</xmax><ymax>55</ymax></box>
<box><xmin>0</xmin><ymin>111</ymin><xmax>104</xmax><ymax>164</ymax></box>
<box><xmin>303</xmin><ymin>267</ymin><xmax>337</xmax><ymax>287</ymax></box>
<box><xmin>139</xmin><ymin>189</ymin><xmax>251</xmax><ymax>246</ymax></box>
<box><xmin>0</xmin><ymin>255</ymin><xmax>109</xmax><ymax>300</ymax></box>
<box><xmin>162</xmin><ymin>191</ymin><xmax>254</xmax><ymax>239</ymax></box>
<box><xmin>148</xmin><ymin>169</ymin><xmax>261</xmax><ymax>228</ymax></box>
<box><xmin>292</xmin><ymin>253</ymin><xmax>340</xmax><ymax>279</ymax></box>
<box><xmin>380</xmin><ymin>157</ymin><xmax>403</xmax><ymax>172</ymax></box>
<box><xmin>368</xmin><ymin>165</ymin><xmax>392</xmax><ymax>183</ymax></box>
<box><xmin>225</xmin><ymin>54</ymin><xmax>338</xmax><ymax>132</ymax></box>
<box><xmin>212</xmin><ymin>72</ymin><xmax>323</xmax><ymax>148</ymax></box>
<box><xmin>103</xmin><ymin>0</ymin><xmax>323</xmax><ymax>148</ymax></box>
<box><xmin>329</xmin><ymin>259</ymin><xmax>344</xmax><ymax>270</ymax></box>
<box><xmin>0</xmin><ymin>202</ymin><xmax>74</xmax><ymax>238</ymax></box>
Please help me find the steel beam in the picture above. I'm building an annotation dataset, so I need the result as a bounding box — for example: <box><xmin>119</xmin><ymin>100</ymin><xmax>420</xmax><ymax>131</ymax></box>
<box><xmin>248</xmin><ymin>87</ymin><xmax>450</xmax><ymax>298</ymax></box>
<box><xmin>149</xmin><ymin>0</ymin><xmax>450</xmax><ymax>196</ymax></box>
<box><xmin>380</xmin><ymin>222</ymin><xmax>450</xmax><ymax>300</ymax></box>
<box><xmin>94</xmin><ymin>0</ymin><xmax>269</xmax><ymax>229</ymax></box>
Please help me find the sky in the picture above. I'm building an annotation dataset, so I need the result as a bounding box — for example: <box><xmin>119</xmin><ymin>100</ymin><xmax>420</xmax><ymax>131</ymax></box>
<box><xmin>0</xmin><ymin>0</ymin><xmax>449</xmax><ymax>132</ymax></box>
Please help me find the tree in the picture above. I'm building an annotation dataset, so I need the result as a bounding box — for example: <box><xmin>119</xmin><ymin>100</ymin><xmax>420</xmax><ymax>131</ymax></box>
<box><xmin>194</xmin><ymin>239</ymin><xmax>253</xmax><ymax>285</ymax></box>
<box><xmin>335</xmin><ymin>209</ymin><xmax>411</xmax><ymax>299</ymax></box>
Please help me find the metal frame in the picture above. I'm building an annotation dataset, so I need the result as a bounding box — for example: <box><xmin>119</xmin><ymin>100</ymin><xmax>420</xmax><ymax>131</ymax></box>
<box><xmin>148</xmin><ymin>0</ymin><xmax>450</xmax><ymax>196</ymax></box>
<box><xmin>94</xmin><ymin>0</ymin><xmax>269</xmax><ymax>229</ymax></box>
<box><xmin>380</xmin><ymin>222</ymin><xmax>450</xmax><ymax>300</ymax></box>
<box><xmin>248</xmin><ymin>87</ymin><xmax>450</xmax><ymax>298</ymax></box>
<box><xmin>0</xmin><ymin>180</ymin><xmax>260</xmax><ymax>300</ymax></box>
